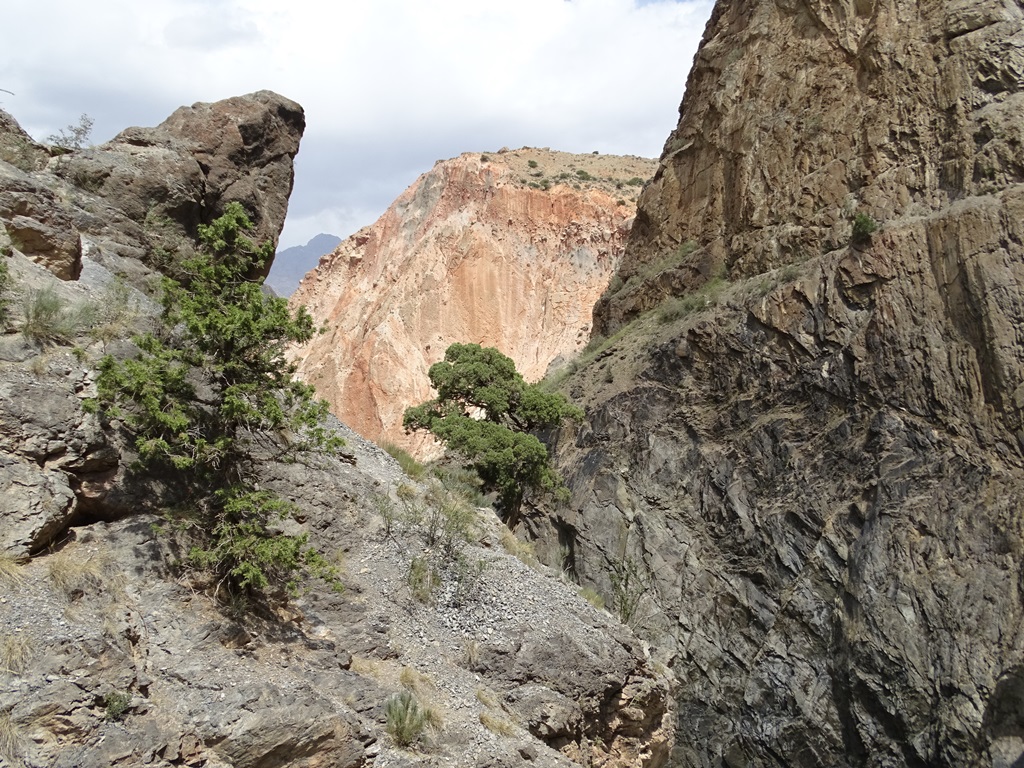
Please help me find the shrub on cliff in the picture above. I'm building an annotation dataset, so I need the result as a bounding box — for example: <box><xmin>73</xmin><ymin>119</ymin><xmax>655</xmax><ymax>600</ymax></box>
<box><xmin>403</xmin><ymin>343</ymin><xmax>582</xmax><ymax>520</ymax></box>
<box><xmin>95</xmin><ymin>202</ymin><xmax>344</xmax><ymax>598</ymax></box>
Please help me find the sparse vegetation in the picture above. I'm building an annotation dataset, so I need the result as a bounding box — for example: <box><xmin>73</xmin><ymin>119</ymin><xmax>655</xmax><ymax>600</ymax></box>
<box><xmin>610</xmin><ymin>555</ymin><xmax>652</xmax><ymax>629</ymax></box>
<box><xmin>47</xmin><ymin>548</ymin><xmax>108</xmax><ymax>599</ymax></box>
<box><xmin>21</xmin><ymin>287</ymin><xmax>93</xmax><ymax>345</ymax></box>
<box><xmin>527</xmin><ymin>159</ymin><xmax>538</xmax><ymax>168</ymax></box>
<box><xmin>0</xmin><ymin>257</ymin><xmax>11</xmax><ymax>329</ymax></box>
<box><xmin>384</xmin><ymin>690</ymin><xmax>441</xmax><ymax>747</ymax></box>
<box><xmin>657</xmin><ymin>277</ymin><xmax>727</xmax><ymax>324</ymax></box>
<box><xmin>0</xmin><ymin>710</ymin><xmax>25</xmax><ymax>766</ymax></box>
<box><xmin>579</xmin><ymin>585</ymin><xmax>606</xmax><ymax>611</ymax></box>
<box><xmin>0</xmin><ymin>553</ymin><xmax>22</xmax><ymax>585</ymax></box>
<box><xmin>0</xmin><ymin>633</ymin><xmax>32</xmax><ymax>674</ymax></box>
<box><xmin>480</xmin><ymin>711</ymin><xmax>516</xmax><ymax>736</ymax></box>
<box><xmin>407</xmin><ymin>555</ymin><xmax>441</xmax><ymax>604</ymax></box>
<box><xmin>382</xmin><ymin>441</ymin><xmax>426</xmax><ymax>479</ymax></box>
<box><xmin>47</xmin><ymin>113</ymin><xmax>94</xmax><ymax>152</ymax></box>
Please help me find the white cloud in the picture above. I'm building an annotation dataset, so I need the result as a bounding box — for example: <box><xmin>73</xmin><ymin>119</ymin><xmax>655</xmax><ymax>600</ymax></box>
<box><xmin>1</xmin><ymin>0</ymin><xmax>714</xmax><ymax>249</ymax></box>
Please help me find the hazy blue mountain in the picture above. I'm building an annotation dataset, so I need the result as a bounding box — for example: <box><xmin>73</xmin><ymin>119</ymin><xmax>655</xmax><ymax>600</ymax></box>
<box><xmin>266</xmin><ymin>233</ymin><xmax>341</xmax><ymax>296</ymax></box>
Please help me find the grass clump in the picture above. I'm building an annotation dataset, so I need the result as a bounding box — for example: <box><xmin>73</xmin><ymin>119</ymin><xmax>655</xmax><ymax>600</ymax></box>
<box><xmin>47</xmin><ymin>548</ymin><xmax>108</xmax><ymax>599</ymax></box>
<box><xmin>0</xmin><ymin>633</ymin><xmax>32</xmax><ymax>675</ymax></box>
<box><xmin>407</xmin><ymin>556</ymin><xmax>441</xmax><ymax>604</ymax></box>
<box><xmin>480</xmin><ymin>711</ymin><xmax>516</xmax><ymax>736</ymax></box>
<box><xmin>579</xmin><ymin>585</ymin><xmax>606</xmax><ymax>611</ymax></box>
<box><xmin>382</xmin><ymin>441</ymin><xmax>426</xmax><ymax>480</ymax></box>
<box><xmin>0</xmin><ymin>554</ymin><xmax>24</xmax><ymax>586</ymax></box>
<box><xmin>21</xmin><ymin>287</ymin><xmax>94</xmax><ymax>345</ymax></box>
<box><xmin>384</xmin><ymin>690</ymin><xmax>441</xmax><ymax>747</ymax></box>
<box><xmin>0</xmin><ymin>710</ymin><xmax>25</xmax><ymax>767</ymax></box>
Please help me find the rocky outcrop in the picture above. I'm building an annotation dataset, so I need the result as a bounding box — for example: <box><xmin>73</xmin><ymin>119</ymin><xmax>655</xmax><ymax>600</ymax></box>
<box><xmin>0</xmin><ymin>90</ymin><xmax>302</xmax><ymax>282</ymax></box>
<box><xmin>525</xmin><ymin>1</ymin><xmax>1024</xmax><ymax>766</ymax></box>
<box><xmin>290</xmin><ymin>148</ymin><xmax>655</xmax><ymax>456</ymax></box>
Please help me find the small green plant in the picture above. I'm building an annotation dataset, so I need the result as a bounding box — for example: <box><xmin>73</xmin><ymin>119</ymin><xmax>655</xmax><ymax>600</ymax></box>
<box><xmin>851</xmin><ymin>212</ymin><xmax>877</xmax><ymax>245</ymax></box>
<box><xmin>103</xmin><ymin>691</ymin><xmax>132</xmax><ymax>721</ymax></box>
<box><xmin>610</xmin><ymin>555</ymin><xmax>651</xmax><ymax>628</ymax></box>
<box><xmin>0</xmin><ymin>257</ymin><xmax>11</xmax><ymax>329</ymax></box>
<box><xmin>47</xmin><ymin>113</ymin><xmax>94</xmax><ymax>152</ymax></box>
<box><xmin>626</xmin><ymin>176</ymin><xmax>645</xmax><ymax>186</ymax></box>
<box><xmin>21</xmin><ymin>287</ymin><xmax>91</xmax><ymax>344</ymax></box>
<box><xmin>382</xmin><ymin>442</ymin><xmax>426</xmax><ymax>480</ymax></box>
<box><xmin>575</xmin><ymin>169</ymin><xmax>594</xmax><ymax>181</ymax></box>
<box><xmin>384</xmin><ymin>690</ymin><xmax>441</xmax><ymax>747</ymax></box>
<box><xmin>527</xmin><ymin>159</ymin><xmax>538</xmax><ymax>168</ymax></box>
<box><xmin>407</xmin><ymin>556</ymin><xmax>441</xmax><ymax>604</ymax></box>
<box><xmin>579</xmin><ymin>585</ymin><xmax>606</xmax><ymax>611</ymax></box>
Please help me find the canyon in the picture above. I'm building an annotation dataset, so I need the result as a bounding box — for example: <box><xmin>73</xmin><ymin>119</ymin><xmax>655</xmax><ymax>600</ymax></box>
<box><xmin>289</xmin><ymin>148</ymin><xmax>655</xmax><ymax>456</ymax></box>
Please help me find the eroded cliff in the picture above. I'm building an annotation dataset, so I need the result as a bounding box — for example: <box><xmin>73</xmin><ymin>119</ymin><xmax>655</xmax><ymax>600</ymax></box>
<box><xmin>525</xmin><ymin>1</ymin><xmax>1024</xmax><ymax>766</ymax></box>
<box><xmin>290</xmin><ymin>148</ymin><xmax>655</xmax><ymax>456</ymax></box>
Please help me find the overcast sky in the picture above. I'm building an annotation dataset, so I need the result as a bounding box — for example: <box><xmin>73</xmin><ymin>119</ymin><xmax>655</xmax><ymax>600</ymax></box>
<box><xmin>2</xmin><ymin>0</ymin><xmax>714</xmax><ymax>251</ymax></box>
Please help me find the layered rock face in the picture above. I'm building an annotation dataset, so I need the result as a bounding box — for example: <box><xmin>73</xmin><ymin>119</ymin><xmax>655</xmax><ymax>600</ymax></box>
<box><xmin>0</xmin><ymin>90</ymin><xmax>303</xmax><ymax>281</ymax></box>
<box><xmin>525</xmin><ymin>1</ymin><xmax>1024</xmax><ymax>766</ymax></box>
<box><xmin>290</xmin><ymin>149</ymin><xmax>655</xmax><ymax>455</ymax></box>
<box><xmin>596</xmin><ymin>0</ymin><xmax>1024</xmax><ymax>335</ymax></box>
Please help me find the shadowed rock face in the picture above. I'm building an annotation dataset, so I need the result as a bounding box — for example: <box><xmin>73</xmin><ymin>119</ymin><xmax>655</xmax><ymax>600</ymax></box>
<box><xmin>290</xmin><ymin>149</ymin><xmax>656</xmax><ymax>457</ymax></box>
<box><xmin>526</xmin><ymin>1</ymin><xmax>1024</xmax><ymax>766</ymax></box>
<box><xmin>1</xmin><ymin>90</ymin><xmax>303</xmax><ymax>281</ymax></box>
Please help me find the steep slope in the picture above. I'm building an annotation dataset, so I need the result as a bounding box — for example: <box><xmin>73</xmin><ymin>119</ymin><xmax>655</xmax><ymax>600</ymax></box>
<box><xmin>289</xmin><ymin>148</ymin><xmax>655</xmax><ymax>455</ymax></box>
<box><xmin>525</xmin><ymin>1</ymin><xmax>1024</xmax><ymax>766</ymax></box>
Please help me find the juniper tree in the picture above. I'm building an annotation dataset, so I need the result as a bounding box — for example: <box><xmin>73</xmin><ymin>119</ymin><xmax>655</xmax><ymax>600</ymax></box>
<box><xmin>96</xmin><ymin>202</ymin><xmax>345</xmax><ymax>598</ymax></box>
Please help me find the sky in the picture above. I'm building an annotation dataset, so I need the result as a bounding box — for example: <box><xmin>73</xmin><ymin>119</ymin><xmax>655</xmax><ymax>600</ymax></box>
<box><xmin>1</xmin><ymin>0</ymin><xmax>714</xmax><ymax>251</ymax></box>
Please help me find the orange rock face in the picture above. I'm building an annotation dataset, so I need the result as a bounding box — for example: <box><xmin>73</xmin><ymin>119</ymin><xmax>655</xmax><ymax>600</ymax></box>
<box><xmin>289</xmin><ymin>148</ymin><xmax>655</xmax><ymax>456</ymax></box>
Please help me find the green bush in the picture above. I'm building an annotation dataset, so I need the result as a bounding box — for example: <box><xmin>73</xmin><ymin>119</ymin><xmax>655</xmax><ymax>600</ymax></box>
<box><xmin>851</xmin><ymin>212</ymin><xmax>877</xmax><ymax>245</ymax></box>
<box><xmin>527</xmin><ymin>159</ymin><xmax>538</xmax><ymax>168</ymax></box>
<box><xmin>384</xmin><ymin>690</ymin><xmax>441</xmax><ymax>747</ymax></box>
<box><xmin>47</xmin><ymin>114</ymin><xmax>93</xmax><ymax>152</ymax></box>
<box><xmin>103</xmin><ymin>691</ymin><xmax>132</xmax><ymax>721</ymax></box>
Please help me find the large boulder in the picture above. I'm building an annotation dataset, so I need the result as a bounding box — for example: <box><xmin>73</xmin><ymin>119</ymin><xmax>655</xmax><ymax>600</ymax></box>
<box><xmin>0</xmin><ymin>90</ymin><xmax>303</xmax><ymax>282</ymax></box>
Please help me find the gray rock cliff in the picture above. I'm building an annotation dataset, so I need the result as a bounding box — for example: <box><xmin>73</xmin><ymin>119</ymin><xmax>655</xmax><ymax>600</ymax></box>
<box><xmin>525</xmin><ymin>1</ymin><xmax>1024</xmax><ymax>766</ymax></box>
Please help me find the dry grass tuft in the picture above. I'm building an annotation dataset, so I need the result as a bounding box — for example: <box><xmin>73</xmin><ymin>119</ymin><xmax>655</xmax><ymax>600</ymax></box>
<box><xmin>475</xmin><ymin>687</ymin><xmax>500</xmax><ymax>709</ymax></box>
<box><xmin>499</xmin><ymin>529</ymin><xmax>537</xmax><ymax>566</ymax></box>
<box><xmin>0</xmin><ymin>553</ymin><xmax>25</xmax><ymax>586</ymax></box>
<box><xmin>0</xmin><ymin>633</ymin><xmax>32</xmax><ymax>675</ymax></box>
<box><xmin>47</xmin><ymin>548</ymin><xmax>110</xmax><ymax>598</ymax></box>
<box><xmin>0</xmin><ymin>710</ymin><xmax>25</xmax><ymax>767</ymax></box>
<box><xmin>479</xmin><ymin>710</ymin><xmax>516</xmax><ymax>736</ymax></box>
<box><xmin>399</xmin><ymin>666</ymin><xmax>434</xmax><ymax>694</ymax></box>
